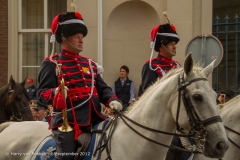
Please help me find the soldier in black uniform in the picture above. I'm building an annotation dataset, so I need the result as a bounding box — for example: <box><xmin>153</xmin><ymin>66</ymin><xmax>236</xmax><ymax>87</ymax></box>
<box><xmin>37</xmin><ymin>11</ymin><xmax>122</xmax><ymax>160</ymax></box>
<box><xmin>138</xmin><ymin>14</ymin><xmax>185</xmax><ymax>160</ymax></box>
<box><xmin>138</xmin><ymin>22</ymin><xmax>180</xmax><ymax>97</ymax></box>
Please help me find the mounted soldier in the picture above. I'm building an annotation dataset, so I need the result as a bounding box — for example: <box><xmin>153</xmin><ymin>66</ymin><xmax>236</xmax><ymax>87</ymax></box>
<box><xmin>138</xmin><ymin>12</ymin><xmax>186</xmax><ymax>160</ymax></box>
<box><xmin>138</xmin><ymin>12</ymin><xmax>180</xmax><ymax>97</ymax></box>
<box><xmin>37</xmin><ymin>10</ymin><xmax>122</xmax><ymax>160</ymax></box>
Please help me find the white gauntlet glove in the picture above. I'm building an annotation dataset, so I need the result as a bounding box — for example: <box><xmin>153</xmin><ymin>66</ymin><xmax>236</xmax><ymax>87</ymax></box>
<box><xmin>109</xmin><ymin>100</ymin><xmax>123</xmax><ymax>111</ymax></box>
<box><xmin>54</xmin><ymin>86</ymin><xmax>69</xmax><ymax>99</ymax></box>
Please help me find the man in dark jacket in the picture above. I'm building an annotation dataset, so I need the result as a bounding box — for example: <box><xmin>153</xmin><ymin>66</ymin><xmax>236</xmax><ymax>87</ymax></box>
<box><xmin>112</xmin><ymin>65</ymin><xmax>135</xmax><ymax>110</ymax></box>
<box><xmin>37</xmin><ymin>11</ymin><xmax>122</xmax><ymax>160</ymax></box>
<box><xmin>26</xmin><ymin>78</ymin><xmax>38</xmax><ymax>100</ymax></box>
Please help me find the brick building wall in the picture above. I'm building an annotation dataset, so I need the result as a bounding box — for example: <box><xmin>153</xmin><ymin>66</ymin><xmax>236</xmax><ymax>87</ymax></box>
<box><xmin>0</xmin><ymin>0</ymin><xmax>8</xmax><ymax>87</ymax></box>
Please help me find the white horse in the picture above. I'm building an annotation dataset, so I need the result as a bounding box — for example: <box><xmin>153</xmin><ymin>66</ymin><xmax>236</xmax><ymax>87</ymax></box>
<box><xmin>194</xmin><ymin>95</ymin><xmax>240</xmax><ymax>160</ymax></box>
<box><xmin>0</xmin><ymin>53</ymin><xmax>229</xmax><ymax>160</ymax></box>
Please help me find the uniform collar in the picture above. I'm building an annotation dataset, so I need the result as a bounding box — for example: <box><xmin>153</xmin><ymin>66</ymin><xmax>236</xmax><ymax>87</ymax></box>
<box><xmin>157</xmin><ymin>54</ymin><xmax>173</xmax><ymax>64</ymax></box>
<box><xmin>61</xmin><ymin>50</ymin><xmax>80</xmax><ymax>59</ymax></box>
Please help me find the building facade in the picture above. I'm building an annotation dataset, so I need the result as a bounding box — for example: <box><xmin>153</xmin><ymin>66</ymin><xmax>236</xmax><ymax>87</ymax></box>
<box><xmin>5</xmin><ymin>0</ymin><xmax>213</xmax><ymax>95</ymax></box>
<box><xmin>0</xmin><ymin>0</ymin><xmax>8</xmax><ymax>86</ymax></box>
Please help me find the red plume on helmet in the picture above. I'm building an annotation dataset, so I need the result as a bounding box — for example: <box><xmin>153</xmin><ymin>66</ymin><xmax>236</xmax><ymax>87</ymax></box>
<box><xmin>51</xmin><ymin>14</ymin><xmax>61</xmax><ymax>35</ymax></box>
<box><xmin>150</xmin><ymin>25</ymin><xmax>160</xmax><ymax>42</ymax></box>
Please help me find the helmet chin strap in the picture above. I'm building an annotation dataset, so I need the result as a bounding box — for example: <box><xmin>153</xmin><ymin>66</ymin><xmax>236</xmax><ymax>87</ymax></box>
<box><xmin>162</xmin><ymin>44</ymin><xmax>176</xmax><ymax>57</ymax></box>
<box><xmin>62</xmin><ymin>35</ymin><xmax>82</xmax><ymax>53</ymax></box>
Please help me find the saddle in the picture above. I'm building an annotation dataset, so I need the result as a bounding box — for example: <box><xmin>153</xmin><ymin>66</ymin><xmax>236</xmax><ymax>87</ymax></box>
<box><xmin>74</xmin><ymin>120</ymin><xmax>110</xmax><ymax>160</ymax></box>
<box><xmin>74</xmin><ymin>133</ymin><xmax>92</xmax><ymax>160</ymax></box>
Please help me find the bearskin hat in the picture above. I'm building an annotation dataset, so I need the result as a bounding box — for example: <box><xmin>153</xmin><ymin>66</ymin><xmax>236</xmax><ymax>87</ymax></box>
<box><xmin>51</xmin><ymin>12</ymin><xmax>88</xmax><ymax>44</ymax></box>
<box><xmin>151</xmin><ymin>24</ymin><xmax>179</xmax><ymax>52</ymax></box>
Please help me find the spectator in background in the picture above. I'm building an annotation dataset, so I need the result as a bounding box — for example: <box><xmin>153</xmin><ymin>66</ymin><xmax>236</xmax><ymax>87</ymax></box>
<box><xmin>32</xmin><ymin>101</ymin><xmax>48</xmax><ymax>122</ymax></box>
<box><xmin>217</xmin><ymin>88</ymin><xmax>235</xmax><ymax>104</ymax></box>
<box><xmin>26</xmin><ymin>78</ymin><xmax>38</xmax><ymax>101</ymax></box>
<box><xmin>29</xmin><ymin>101</ymin><xmax>37</xmax><ymax>121</ymax></box>
<box><xmin>112</xmin><ymin>65</ymin><xmax>135</xmax><ymax>111</ymax></box>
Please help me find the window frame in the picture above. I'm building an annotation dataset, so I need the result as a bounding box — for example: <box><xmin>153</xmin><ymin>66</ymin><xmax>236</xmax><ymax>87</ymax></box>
<box><xmin>18</xmin><ymin>0</ymin><xmax>51</xmax><ymax>82</ymax></box>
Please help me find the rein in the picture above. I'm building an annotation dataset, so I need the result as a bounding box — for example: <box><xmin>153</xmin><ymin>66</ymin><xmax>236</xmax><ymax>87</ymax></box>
<box><xmin>114</xmin><ymin>110</ymin><xmax>201</xmax><ymax>153</ymax></box>
<box><xmin>94</xmin><ymin>71</ymin><xmax>224</xmax><ymax>159</ymax></box>
<box><xmin>225</xmin><ymin>125</ymin><xmax>240</xmax><ymax>149</ymax></box>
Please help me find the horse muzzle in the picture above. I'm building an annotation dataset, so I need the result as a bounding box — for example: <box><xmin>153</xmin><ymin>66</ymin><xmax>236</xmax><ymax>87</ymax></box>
<box><xmin>204</xmin><ymin>138</ymin><xmax>229</xmax><ymax>158</ymax></box>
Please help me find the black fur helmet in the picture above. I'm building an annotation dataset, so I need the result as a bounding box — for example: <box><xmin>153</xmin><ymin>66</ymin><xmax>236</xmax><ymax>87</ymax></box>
<box><xmin>51</xmin><ymin>12</ymin><xmax>88</xmax><ymax>44</ymax></box>
<box><xmin>153</xmin><ymin>24</ymin><xmax>179</xmax><ymax>52</ymax></box>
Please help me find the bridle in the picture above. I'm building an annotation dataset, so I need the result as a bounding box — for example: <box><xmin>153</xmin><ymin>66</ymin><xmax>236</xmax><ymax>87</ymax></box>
<box><xmin>176</xmin><ymin>71</ymin><xmax>222</xmax><ymax>150</ymax></box>
<box><xmin>94</xmin><ymin>71</ymin><xmax>223</xmax><ymax>159</ymax></box>
<box><xmin>2</xmin><ymin>88</ymin><xmax>30</xmax><ymax>122</ymax></box>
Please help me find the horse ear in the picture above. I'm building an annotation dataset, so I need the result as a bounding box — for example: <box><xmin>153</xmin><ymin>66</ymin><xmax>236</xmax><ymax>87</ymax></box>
<box><xmin>201</xmin><ymin>59</ymin><xmax>216</xmax><ymax>77</ymax></box>
<box><xmin>21</xmin><ymin>77</ymin><xmax>28</xmax><ymax>87</ymax></box>
<box><xmin>8</xmin><ymin>75</ymin><xmax>16</xmax><ymax>89</ymax></box>
<box><xmin>183</xmin><ymin>52</ymin><xmax>193</xmax><ymax>76</ymax></box>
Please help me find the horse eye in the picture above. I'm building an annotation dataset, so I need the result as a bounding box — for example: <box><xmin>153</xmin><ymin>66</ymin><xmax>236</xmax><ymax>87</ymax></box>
<box><xmin>193</xmin><ymin>94</ymin><xmax>202</xmax><ymax>101</ymax></box>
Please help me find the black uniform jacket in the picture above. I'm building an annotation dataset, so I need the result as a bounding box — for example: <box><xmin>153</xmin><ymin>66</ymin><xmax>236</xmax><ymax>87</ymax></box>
<box><xmin>138</xmin><ymin>54</ymin><xmax>180</xmax><ymax>97</ymax></box>
<box><xmin>37</xmin><ymin>50</ymin><xmax>118</xmax><ymax>129</ymax></box>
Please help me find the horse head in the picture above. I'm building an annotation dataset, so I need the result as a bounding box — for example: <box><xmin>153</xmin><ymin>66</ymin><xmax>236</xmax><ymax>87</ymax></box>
<box><xmin>171</xmin><ymin>53</ymin><xmax>229</xmax><ymax>158</ymax></box>
<box><xmin>1</xmin><ymin>76</ymin><xmax>33</xmax><ymax>122</ymax></box>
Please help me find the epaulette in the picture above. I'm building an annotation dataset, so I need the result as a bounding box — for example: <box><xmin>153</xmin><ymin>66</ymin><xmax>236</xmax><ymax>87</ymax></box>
<box><xmin>146</xmin><ymin>57</ymin><xmax>158</xmax><ymax>64</ymax></box>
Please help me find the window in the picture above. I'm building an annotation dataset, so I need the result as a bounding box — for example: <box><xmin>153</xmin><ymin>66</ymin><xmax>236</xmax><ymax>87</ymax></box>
<box><xmin>19</xmin><ymin>0</ymin><xmax>66</xmax><ymax>86</ymax></box>
<box><xmin>212</xmin><ymin>0</ymin><xmax>240</xmax><ymax>94</ymax></box>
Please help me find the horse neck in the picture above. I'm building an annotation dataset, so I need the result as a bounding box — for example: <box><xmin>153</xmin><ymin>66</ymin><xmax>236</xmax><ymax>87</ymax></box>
<box><xmin>219</xmin><ymin>96</ymin><xmax>240</xmax><ymax>119</ymax></box>
<box><xmin>0</xmin><ymin>86</ymin><xmax>10</xmax><ymax>122</ymax></box>
<box><xmin>219</xmin><ymin>96</ymin><xmax>240</xmax><ymax>129</ymax></box>
<box><xmin>128</xmin><ymin>74</ymin><xmax>178</xmax><ymax>131</ymax></box>
<box><xmin>108</xmin><ymin>74</ymin><xmax>179</xmax><ymax>159</ymax></box>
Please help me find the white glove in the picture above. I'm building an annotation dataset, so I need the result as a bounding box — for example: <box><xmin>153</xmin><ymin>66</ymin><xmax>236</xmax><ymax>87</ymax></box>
<box><xmin>109</xmin><ymin>101</ymin><xmax>123</xmax><ymax>111</ymax></box>
<box><xmin>55</xmin><ymin>86</ymin><xmax>69</xmax><ymax>99</ymax></box>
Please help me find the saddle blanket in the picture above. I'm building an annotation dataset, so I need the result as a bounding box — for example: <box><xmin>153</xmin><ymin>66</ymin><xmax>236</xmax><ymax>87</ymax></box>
<box><xmin>30</xmin><ymin>135</ymin><xmax>56</xmax><ymax>160</ymax></box>
<box><xmin>83</xmin><ymin>120</ymin><xmax>109</xmax><ymax>160</ymax></box>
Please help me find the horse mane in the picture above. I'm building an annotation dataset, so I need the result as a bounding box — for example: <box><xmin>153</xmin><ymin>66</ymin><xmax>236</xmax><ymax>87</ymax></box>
<box><xmin>146</xmin><ymin>66</ymin><xmax>204</xmax><ymax>96</ymax></box>
<box><xmin>160</xmin><ymin>66</ymin><xmax>204</xmax><ymax>83</ymax></box>
<box><xmin>0</xmin><ymin>86</ymin><xmax>9</xmax><ymax>104</ymax></box>
<box><xmin>14</xmin><ymin>83</ymin><xmax>30</xmax><ymax>101</ymax></box>
<box><xmin>0</xmin><ymin>80</ymin><xmax>30</xmax><ymax>105</ymax></box>
<box><xmin>11</xmin><ymin>82</ymin><xmax>30</xmax><ymax>102</ymax></box>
